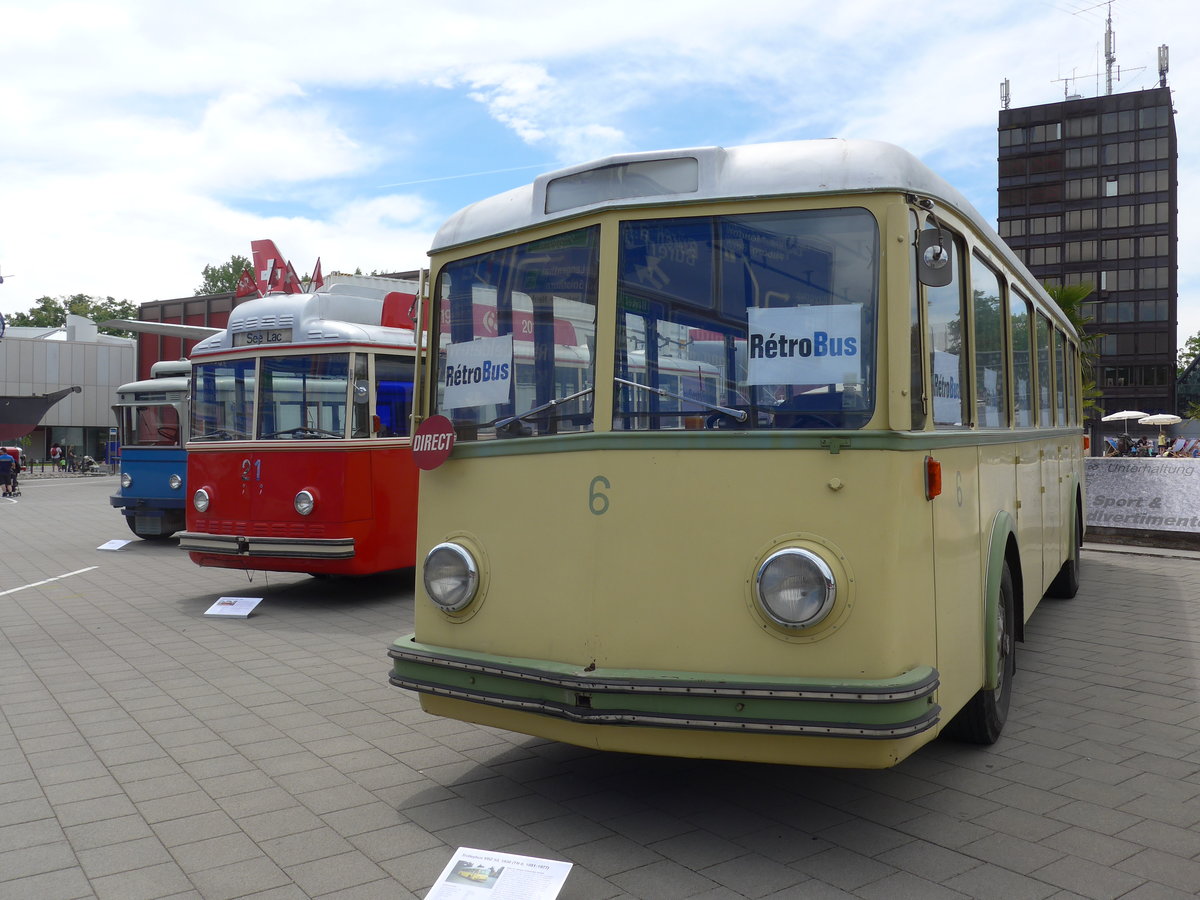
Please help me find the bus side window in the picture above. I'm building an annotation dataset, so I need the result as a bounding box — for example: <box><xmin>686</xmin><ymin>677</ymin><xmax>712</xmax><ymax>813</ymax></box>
<box><xmin>1010</xmin><ymin>291</ymin><xmax>1034</xmax><ymax>427</ymax></box>
<box><xmin>375</xmin><ymin>354</ymin><xmax>415</xmax><ymax>437</ymax></box>
<box><xmin>970</xmin><ymin>254</ymin><xmax>1008</xmax><ymax>429</ymax></box>
<box><xmin>1035</xmin><ymin>313</ymin><xmax>1054</xmax><ymax>426</ymax></box>
<box><xmin>924</xmin><ymin>223</ymin><xmax>968</xmax><ymax>428</ymax></box>
<box><xmin>1053</xmin><ymin>329</ymin><xmax>1068</xmax><ymax>426</ymax></box>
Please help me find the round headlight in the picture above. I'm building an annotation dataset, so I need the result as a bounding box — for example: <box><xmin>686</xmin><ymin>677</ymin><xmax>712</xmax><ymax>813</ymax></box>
<box><xmin>294</xmin><ymin>490</ymin><xmax>315</xmax><ymax>516</ymax></box>
<box><xmin>121</xmin><ymin>472</ymin><xmax>132</xmax><ymax>489</ymax></box>
<box><xmin>192</xmin><ymin>488</ymin><xmax>210</xmax><ymax>512</ymax></box>
<box><xmin>755</xmin><ymin>548</ymin><xmax>836</xmax><ymax>628</ymax></box>
<box><xmin>423</xmin><ymin>542</ymin><xmax>479</xmax><ymax>612</ymax></box>
<box><xmin>168</xmin><ymin>474</ymin><xmax>182</xmax><ymax>490</ymax></box>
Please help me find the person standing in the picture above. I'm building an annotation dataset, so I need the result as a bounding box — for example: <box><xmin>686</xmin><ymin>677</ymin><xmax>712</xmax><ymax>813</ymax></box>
<box><xmin>49</xmin><ymin>442</ymin><xmax>63</xmax><ymax>468</ymax></box>
<box><xmin>0</xmin><ymin>447</ymin><xmax>14</xmax><ymax>497</ymax></box>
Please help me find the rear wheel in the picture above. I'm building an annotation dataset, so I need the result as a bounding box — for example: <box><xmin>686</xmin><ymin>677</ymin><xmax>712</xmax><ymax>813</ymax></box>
<box><xmin>1047</xmin><ymin>503</ymin><xmax>1082</xmax><ymax>599</ymax></box>
<box><xmin>947</xmin><ymin>562</ymin><xmax>1015</xmax><ymax>745</ymax></box>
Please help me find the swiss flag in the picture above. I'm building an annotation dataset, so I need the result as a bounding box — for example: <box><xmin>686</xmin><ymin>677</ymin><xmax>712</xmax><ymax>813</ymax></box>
<box><xmin>311</xmin><ymin>258</ymin><xmax>324</xmax><ymax>291</ymax></box>
<box><xmin>234</xmin><ymin>268</ymin><xmax>260</xmax><ymax>299</ymax></box>
<box><xmin>281</xmin><ymin>261</ymin><xmax>304</xmax><ymax>294</ymax></box>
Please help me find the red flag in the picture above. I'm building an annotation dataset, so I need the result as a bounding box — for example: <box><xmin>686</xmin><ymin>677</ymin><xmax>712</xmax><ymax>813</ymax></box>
<box><xmin>281</xmin><ymin>260</ymin><xmax>303</xmax><ymax>294</ymax></box>
<box><xmin>234</xmin><ymin>268</ymin><xmax>260</xmax><ymax>299</ymax></box>
<box><xmin>311</xmin><ymin>258</ymin><xmax>324</xmax><ymax>291</ymax></box>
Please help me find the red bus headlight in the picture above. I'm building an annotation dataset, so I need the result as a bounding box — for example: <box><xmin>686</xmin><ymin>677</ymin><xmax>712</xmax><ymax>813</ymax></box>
<box><xmin>294</xmin><ymin>490</ymin><xmax>315</xmax><ymax>516</ymax></box>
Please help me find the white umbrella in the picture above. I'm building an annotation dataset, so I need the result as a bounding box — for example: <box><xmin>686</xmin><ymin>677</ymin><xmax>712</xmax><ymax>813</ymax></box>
<box><xmin>1138</xmin><ymin>414</ymin><xmax>1182</xmax><ymax>426</ymax></box>
<box><xmin>1101</xmin><ymin>410</ymin><xmax>1149</xmax><ymax>422</ymax></box>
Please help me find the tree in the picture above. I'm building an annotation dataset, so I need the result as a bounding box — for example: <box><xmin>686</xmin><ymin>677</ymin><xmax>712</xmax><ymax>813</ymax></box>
<box><xmin>195</xmin><ymin>254</ymin><xmax>252</xmax><ymax>295</ymax></box>
<box><xmin>1044</xmin><ymin>282</ymin><xmax>1103</xmax><ymax>416</ymax></box>
<box><xmin>5</xmin><ymin>294</ymin><xmax>139</xmax><ymax>335</ymax></box>
<box><xmin>1177</xmin><ymin>330</ymin><xmax>1200</xmax><ymax>375</ymax></box>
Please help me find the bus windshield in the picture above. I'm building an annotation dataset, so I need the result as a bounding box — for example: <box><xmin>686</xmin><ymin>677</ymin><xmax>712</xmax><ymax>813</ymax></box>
<box><xmin>616</xmin><ymin>209</ymin><xmax>878</xmax><ymax>430</ymax></box>
<box><xmin>118</xmin><ymin>404</ymin><xmax>182</xmax><ymax>447</ymax></box>
<box><xmin>433</xmin><ymin>226</ymin><xmax>599</xmax><ymax>440</ymax></box>
<box><xmin>191</xmin><ymin>359</ymin><xmax>255</xmax><ymax>441</ymax></box>
<box><xmin>257</xmin><ymin>354</ymin><xmax>350</xmax><ymax>440</ymax></box>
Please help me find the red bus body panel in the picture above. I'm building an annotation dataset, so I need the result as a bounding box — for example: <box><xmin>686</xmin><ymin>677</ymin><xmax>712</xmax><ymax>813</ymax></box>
<box><xmin>185</xmin><ymin>443</ymin><xmax>418</xmax><ymax>575</ymax></box>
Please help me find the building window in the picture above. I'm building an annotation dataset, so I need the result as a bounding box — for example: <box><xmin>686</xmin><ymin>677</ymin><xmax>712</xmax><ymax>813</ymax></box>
<box><xmin>1101</xmin><ymin>205</ymin><xmax>1134</xmax><ymax>228</ymax></box>
<box><xmin>1139</xmin><ymin>170</ymin><xmax>1169</xmax><ymax>192</ymax></box>
<box><xmin>1139</xmin><ymin>201</ymin><xmax>1168</xmax><ymax>225</ymax></box>
<box><xmin>1066</xmin><ymin>115</ymin><xmax>1098</xmax><ymax>137</ymax></box>
<box><xmin>1139</xmin><ymin>235</ymin><xmax>1168</xmax><ymax>257</ymax></box>
<box><xmin>1067</xmin><ymin>178</ymin><xmax>1097</xmax><ymax>200</ymax></box>
<box><xmin>1029</xmin><ymin>122</ymin><xmax>1062</xmax><ymax>142</ymax></box>
<box><xmin>1102</xmin><ymin>142</ymin><xmax>1136</xmax><ymax>165</ymax></box>
<box><xmin>1066</xmin><ymin>146</ymin><xmax>1098</xmax><ymax>167</ymax></box>
<box><xmin>1139</xmin><ymin>106</ymin><xmax>1169</xmax><ymax>128</ymax></box>
<box><xmin>1065</xmin><ymin>209</ymin><xmax>1097</xmax><ymax>231</ymax></box>
<box><xmin>1101</xmin><ymin>110</ymin><xmax>1136</xmax><ymax>133</ymax></box>
<box><xmin>999</xmin><ymin>127</ymin><xmax>1026</xmax><ymax>148</ymax></box>
<box><xmin>1065</xmin><ymin>241</ymin><xmax>1096</xmax><ymax>262</ymax></box>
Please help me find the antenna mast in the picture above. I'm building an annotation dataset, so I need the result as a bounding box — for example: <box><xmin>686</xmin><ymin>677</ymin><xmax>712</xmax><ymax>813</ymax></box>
<box><xmin>1104</xmin><ymin>2</ymin><xmax>1116</xmax><ymax>95</ymax></box>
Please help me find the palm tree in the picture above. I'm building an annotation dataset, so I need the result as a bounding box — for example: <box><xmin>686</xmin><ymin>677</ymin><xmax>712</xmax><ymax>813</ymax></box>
<box><xmin>1044</xmin><ymin>282</ymin><xmax>1103</xmax><ymax>417</ymax></box>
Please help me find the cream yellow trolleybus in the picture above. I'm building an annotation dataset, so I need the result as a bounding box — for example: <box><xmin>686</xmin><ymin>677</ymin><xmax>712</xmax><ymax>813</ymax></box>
<box><xmin>389</xmin><ymin>139</ymin><xmax>1084</xmax><ymax>768</ymax></box>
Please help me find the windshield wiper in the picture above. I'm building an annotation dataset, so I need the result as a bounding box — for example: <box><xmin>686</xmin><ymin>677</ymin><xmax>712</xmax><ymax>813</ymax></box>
<box><xmin>614</xmin><ymin>377</ymin><xmax>748</xmax><ymax>423</ymax></box>
<box><xmin>492</xmin><ymin>387</ymin><xmax>595</xmax><ymax>432</ymax></box>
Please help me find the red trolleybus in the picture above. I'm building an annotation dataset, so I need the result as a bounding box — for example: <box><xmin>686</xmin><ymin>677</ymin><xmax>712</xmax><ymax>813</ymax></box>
<box><xmin>179</xmin><ymin>273</ymin><xmax>422</xmax><ymax>576</ymax></box>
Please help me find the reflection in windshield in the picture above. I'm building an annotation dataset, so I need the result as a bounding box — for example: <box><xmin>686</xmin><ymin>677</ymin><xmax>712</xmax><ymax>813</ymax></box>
<box><xmin>257</xmin><ymin>355</ymin><xmax>350</xmax><ymax>440</ymax></box>
<box><xmin>616</xmin><ymin>209</ymin><xmax>878</xmax><ymax>431</ymax></box>
<box><xmin>191</xmin><ymin>359</ymin><xmax>255</xmax><ymax>441</ymax></box>
<box><xmin>433</xmin><ymin>227</ymin><xmax>600</xmax><ymax>440</ymax></box>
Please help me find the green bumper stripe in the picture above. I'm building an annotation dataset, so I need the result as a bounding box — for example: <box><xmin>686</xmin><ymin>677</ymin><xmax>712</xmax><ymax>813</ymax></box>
<box><xmin>388</xmin><ymin>635</ymin><xmax>940</xmax><ymax>739</ymax></box>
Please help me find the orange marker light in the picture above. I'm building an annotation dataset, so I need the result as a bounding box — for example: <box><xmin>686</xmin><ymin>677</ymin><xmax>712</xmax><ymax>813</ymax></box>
<box><xmin>925</xmin><ymin>456</ymin><xmax>942</xmax><ymax>500</ymax></box>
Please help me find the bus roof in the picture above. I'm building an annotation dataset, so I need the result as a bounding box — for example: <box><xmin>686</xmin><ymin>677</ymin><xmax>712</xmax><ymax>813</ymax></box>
<box><xmin>189</xmin><ymin>274</ymin><xmax>420</xmax><ymax>357</ymax></box>
<box><xmin>431</xmin><ymin>138</ymin><xmax>1068</xmax><ymax>334</ymax></box>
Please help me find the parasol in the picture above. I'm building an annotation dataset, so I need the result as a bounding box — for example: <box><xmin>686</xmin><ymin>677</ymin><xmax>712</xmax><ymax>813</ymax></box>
<box><xmin>1138</xmin><ymin>413</ymin><xmax>1182</xmax><ymax>439</ymax></box>
<box><xmin>1100</xmin><ymin>410</ymin><xmax>1149</xmax><ymax>422</ymax></box>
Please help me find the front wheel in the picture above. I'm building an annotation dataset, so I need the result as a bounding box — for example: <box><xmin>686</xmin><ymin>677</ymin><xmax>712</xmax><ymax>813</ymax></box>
<box><xmin>946</xmin><ymin>562</ymin><xmax>1015</xmax><ymax>745</ymax></box>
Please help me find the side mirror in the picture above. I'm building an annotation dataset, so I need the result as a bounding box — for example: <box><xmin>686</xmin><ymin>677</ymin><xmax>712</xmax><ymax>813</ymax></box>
<box><xmin>917</xmin><ymin>230</ymin><xmax>953</xmax><ymax>287</ymax></box>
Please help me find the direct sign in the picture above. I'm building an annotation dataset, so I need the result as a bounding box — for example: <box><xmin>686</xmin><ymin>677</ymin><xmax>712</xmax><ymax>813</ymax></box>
<box><xmin>412</xmin><ymin>415</ymin><xmax>456</xmax><ymax>470</ymax></box>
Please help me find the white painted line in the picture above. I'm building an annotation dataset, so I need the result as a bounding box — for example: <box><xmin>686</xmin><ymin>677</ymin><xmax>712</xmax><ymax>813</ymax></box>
<box><xmin>0</xmin><ymin>567</ymin><xmax>99</xmax><ymax>597</ymax></box>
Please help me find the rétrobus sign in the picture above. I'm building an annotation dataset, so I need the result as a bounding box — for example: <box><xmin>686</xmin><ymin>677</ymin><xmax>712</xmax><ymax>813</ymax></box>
<box><xmin>1085</xmin><ymin>457</ymin><xmax>1200</xmax><ymax>534</ymax></box>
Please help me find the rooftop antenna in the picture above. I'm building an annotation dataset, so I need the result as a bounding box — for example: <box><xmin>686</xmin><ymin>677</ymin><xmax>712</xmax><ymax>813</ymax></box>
<box><xmin>1158</xmin><ymin>44</ymin><xmax>1169</xmax><ymax>87</ymax></box>
<box><xmin>1000</xmin><ymin>78</ymin><xmax>1010</xmax><ymax>109</ymax></box>
<box><xmin>1104</xmin><ymin>2</ymin><xmax>1116</xmax><ymax>95</ymax></box>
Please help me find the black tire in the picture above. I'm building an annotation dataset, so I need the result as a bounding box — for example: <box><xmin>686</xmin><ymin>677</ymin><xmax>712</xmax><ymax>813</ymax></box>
<box><xmin>946</xmin><ymin>562</ymin><xmax>1015</xmax><ymax>745</ymax></box>
<box><xmin>1046</xmin><ymin>504</ymin><xmax>1082</xmax><ymax>599</ymax></box>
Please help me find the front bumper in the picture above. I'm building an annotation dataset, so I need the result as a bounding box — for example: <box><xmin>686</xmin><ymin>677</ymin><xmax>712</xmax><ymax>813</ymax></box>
<box><xmin>178</xmin><ymin>532</ymin><xmax>355</xmax><ymax>559</ymax></box>
<box><xmin>388</xmin><ymin>636</ymin><xmax>940</xmax><ymax>739</ymax></box>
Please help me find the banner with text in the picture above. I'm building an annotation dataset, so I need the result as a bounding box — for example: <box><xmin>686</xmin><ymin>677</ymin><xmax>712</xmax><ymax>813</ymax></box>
<box><xmin>1086</xmin><ymin>457</ymin><xmax>1200</xmax><ymax>533</ymax></box>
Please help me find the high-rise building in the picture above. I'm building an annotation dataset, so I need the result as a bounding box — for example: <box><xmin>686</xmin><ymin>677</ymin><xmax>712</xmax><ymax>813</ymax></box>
<box><xmin>997</xmin><ymin>79</ymin><xmax>1177</xmax><ymax>434</ymax></box>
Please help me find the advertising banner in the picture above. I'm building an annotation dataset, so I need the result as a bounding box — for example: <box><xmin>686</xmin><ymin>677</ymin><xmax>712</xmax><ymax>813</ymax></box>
<box><xmin>1085</xmin><ymin>457</ymin><xmax>1200</xmax><ymax>533</ymax></box>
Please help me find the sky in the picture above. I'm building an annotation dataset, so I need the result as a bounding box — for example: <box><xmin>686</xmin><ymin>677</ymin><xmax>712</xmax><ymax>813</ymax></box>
<box><xmin>1</xmin><ymin>0</ymin><xmax>1197</xmax><ymax>341</ymax></box>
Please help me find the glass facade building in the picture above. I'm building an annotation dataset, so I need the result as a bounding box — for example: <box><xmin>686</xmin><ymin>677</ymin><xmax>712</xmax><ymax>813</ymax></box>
<box><xmin>998</xmin><ymin>85</ymin><xmax>1178</xmax><ymax>431</ymax></box>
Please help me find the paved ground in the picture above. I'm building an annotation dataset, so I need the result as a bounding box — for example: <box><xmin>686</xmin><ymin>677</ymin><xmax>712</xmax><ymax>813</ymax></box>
<box><xmin>2</xmin><ymin>477</ymin><xmax>1200</xmax><ymax>900</ymax></box>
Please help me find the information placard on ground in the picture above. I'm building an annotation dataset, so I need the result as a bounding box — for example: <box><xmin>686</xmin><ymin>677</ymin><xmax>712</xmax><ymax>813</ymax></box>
<box><xmin>203</xmin><ymin>596</ymin><xmax>263</xmax><ymax>618</ymax></box>
<box><xmin>426</xmin><ymin>847</ymin><xmax>572</xmax><ymax>899</ymax></box>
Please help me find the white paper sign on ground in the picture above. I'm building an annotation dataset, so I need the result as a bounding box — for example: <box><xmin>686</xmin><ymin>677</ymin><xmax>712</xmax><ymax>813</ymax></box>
<box><xmin>203</xmin><ymin>596</ymin><xmax>263</xmax><ymax>618</ymax></box>
<box><xmin>426</xmin><ymin>847</ymin><xmax>572</xmax><ymax>899</ymax></box>
<box><xmin>97</xmin><ymin>539</ymin><xmax>132</xmax><ymax>551</ymax></box>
